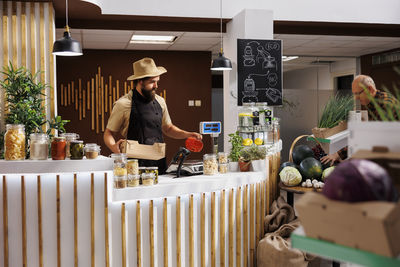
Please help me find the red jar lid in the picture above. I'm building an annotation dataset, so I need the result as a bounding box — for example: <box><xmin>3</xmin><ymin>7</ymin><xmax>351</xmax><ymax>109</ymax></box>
<box><xmin>185</xmin><ymin>137</ymin><xmax>203</xmax><ymax>152</ymax></box>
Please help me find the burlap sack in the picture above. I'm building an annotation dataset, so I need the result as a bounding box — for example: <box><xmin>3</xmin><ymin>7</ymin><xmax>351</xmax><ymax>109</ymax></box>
<box><xmin>264</xmin><ymin>196</ymin><xmax>296</xmax><ymax>233</ymax></box>
<box><xmin>257</xmin><ymin>219</ymin><xmax>316</xmax><ymax>267</ymax></box>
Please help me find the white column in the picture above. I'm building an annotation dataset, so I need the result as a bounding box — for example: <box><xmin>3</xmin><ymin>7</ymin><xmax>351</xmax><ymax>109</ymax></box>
<box><xmin>223</xmin><ymin>9</ymin><xmax>274</xmax><ymax>151</ymax></box>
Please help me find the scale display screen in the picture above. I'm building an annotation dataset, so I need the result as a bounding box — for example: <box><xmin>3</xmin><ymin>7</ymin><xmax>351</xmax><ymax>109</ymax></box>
<box><xmin>199</xmin><ymin>121</ymin><xmax>221</xmax><ymax>135</ymax></box>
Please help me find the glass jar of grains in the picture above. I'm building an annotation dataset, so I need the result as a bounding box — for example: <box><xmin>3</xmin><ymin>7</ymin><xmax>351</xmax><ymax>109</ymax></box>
<box><xmin>127</xmin><ymin>174</ymin><xmax>140</xmax><ymax>187</ymax></box>
<box><xmin>218</xmin><ymin>163</ymin><xmax>228</xmax><ymax>174</ymax></box>
<box><xmin>60</xmin><ymin>133</ymin><xmax>79</xmax><ymax>158</ymax></box>
<box><xmin>142</xmin><ymin>172</ymin><xmax>155</xmax><ymax>186</ymax></box>
<box><xmin>217</xmin><ymin>152</ymin><xmax>229</xmax><ymax>164</ymax></box>
<box><xmin>127</xmin><ymin>159</ymin><xmax>139</xmax><ymax>175</ymax></box>
<box><xmin>51</xmin><ymin>136</ymin><xmax>66</xmax><ymax>160</ymax></box>
<box><xmin>84</xmin><ymin>143</ymin><xmax>100</xmax><ymax>159</ymax></box>
<box><xmin>146</xmin><ymin>167</ymin><xmax>159</xmax><ymax>184</ymax></box>
<box><xmin>70</xmin><ymin>140</ymin><xmax>84</xmax><ymax>160</ymax></box>
<box><xmin>29</xmin><ymin>133</ymin><xmax>49</xmax><ymax>160</ymax></box>
<box><xmin>138</xmin><ymin>167</ymin><xmax>146</xmax><ymax>184</ymax></box>
<box><xmin>203</xmin><ymin>154</ymin><xmax>218</xmax><ymax>175</ymax></box>
<box><xmin>4</xmin><ymin>124</ymin><xmax>26</xmax><ymax>160</ymax></box>
<box><xmin>111</xmin><ymin>153</ymin><xmax>127</xmax><ymax>189</ymax></box>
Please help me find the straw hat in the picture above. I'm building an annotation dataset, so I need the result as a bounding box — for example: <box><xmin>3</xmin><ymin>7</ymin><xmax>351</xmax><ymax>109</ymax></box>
<box><xmin>127</xmin><ymin>58</ymin><xmax>167</xmax><ymax>80</ymax></box>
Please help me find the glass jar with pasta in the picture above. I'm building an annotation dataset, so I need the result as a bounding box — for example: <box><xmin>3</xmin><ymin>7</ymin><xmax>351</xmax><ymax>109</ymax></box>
<box><xmin>203</xmin><ymin>154</ymin><xmax>218</xmax><ymax>175</ymax></box>
<box><xmin>4</xmin><ymin>124</ymin><xmax>26</xmax><ymax>160</ymax></box>
<box><xmin>29</xmin><ymin>133</ymin><xmax>49</xmax><ymax>160</ymax></box>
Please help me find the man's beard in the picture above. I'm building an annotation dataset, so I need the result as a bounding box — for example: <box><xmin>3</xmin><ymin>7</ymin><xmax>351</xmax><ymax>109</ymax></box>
<box><xmin>142</xmin><ymin>87</ymin><xmax>156</xmax><ymax>102</ymax></box>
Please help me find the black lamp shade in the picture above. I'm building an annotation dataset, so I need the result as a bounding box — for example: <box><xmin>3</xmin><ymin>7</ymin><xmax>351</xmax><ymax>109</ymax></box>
<box><xmin>52</xmin><ymin>31</ymin><xmax>82</xmax><ymax>56</ymax></box>
<box><xmin>211</xmin><ymin>52</ymin><xmax>232</xmax><ymax>71</ymax></box>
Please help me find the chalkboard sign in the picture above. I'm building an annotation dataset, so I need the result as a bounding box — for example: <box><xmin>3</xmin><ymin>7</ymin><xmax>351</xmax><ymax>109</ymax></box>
<box><xmin>237</xmin><ymin>39</ymin><xmax>282</xmax><ymax>106</ymax></box>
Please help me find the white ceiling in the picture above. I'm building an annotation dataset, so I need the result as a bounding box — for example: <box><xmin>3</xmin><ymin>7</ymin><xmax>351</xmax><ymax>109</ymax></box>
<box><xmin>57</xmin><ymin>29</ymin><xmax>400</xmax><ymax>71</ymax></box>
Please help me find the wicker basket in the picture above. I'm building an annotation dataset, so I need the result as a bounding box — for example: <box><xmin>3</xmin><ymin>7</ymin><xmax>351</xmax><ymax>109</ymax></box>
<box><xmin>288</xmin><ymin>135</ymin><xmax>323</xmax><ymax>163</ymax></box>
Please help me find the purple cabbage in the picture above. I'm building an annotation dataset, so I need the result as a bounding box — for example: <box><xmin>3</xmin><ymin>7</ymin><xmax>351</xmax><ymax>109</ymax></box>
<box><xmin>322</xmin><ymin>159</ymin><xmax>398</xmax><ymax>202</ymax></box>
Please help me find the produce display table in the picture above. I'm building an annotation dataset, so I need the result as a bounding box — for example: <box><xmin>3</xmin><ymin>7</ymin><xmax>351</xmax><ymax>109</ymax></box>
<box><xmin>278</xmin><ymin>182</ymin><xmax>320</xmax><ymax>206</ymax></box>
<box><xmin>291</xmin><ymin>227</ymin><xmax>400</xmax><ymax>267</ymax></box>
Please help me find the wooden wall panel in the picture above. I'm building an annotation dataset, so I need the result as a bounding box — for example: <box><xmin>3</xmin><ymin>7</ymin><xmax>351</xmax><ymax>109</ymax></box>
<box><xmin>56</xmin><ymin>50</ymin><xmax>212</xmax><ymax>161</ymax></box>
<box><xmin>0</xmin><ymin>1</ymin><xmax>56</xmax><ymax>132</ymax></box>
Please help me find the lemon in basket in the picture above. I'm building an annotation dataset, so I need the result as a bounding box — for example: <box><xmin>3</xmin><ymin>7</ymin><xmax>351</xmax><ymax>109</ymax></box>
<box><xmin>243</xmin><ymin>138</ymin><xmax>253</xmax><ymax>146</ymax></box>
<box><xmin>254</xmin><ymin>138</ymin><xmax>263</xmax><ymax>145</ymax></box>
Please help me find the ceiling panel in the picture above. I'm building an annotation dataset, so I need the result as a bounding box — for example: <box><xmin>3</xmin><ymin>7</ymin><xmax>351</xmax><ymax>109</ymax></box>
<box><xmin>174</xmin><ymin>37</ymin><xmax>219</xmax><ymax>45</ymax></box>
<box><xmin>83</xmin><ymin>42</ymin><xmax>127</xmax><ymax>50</ymax></box>
<box><xmin>126</xmin><ymin>43</ymin><xmax>172</xmax><ymax>50</ymax></box>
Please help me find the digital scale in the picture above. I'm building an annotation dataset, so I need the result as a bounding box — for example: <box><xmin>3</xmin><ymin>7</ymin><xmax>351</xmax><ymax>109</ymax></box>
<box><xmin>166</xmin><ymin>121</ymin><xmax>222</xmax><ymax>177</ymax></box>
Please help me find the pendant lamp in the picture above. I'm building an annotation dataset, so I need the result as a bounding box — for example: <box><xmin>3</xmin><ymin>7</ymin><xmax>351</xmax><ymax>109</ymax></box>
<box><xmin>52</xmin><ymin>0</ymin><xmax>82</xmax><ymax>56</ymax></box>
<box><xmin>210</xmin><ymin>0</ymin><xmax>232</xmax><ymax>71</ymax></box>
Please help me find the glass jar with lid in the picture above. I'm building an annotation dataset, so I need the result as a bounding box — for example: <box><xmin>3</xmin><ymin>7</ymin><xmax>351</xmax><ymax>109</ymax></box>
<box><xmin>60</xmin><ymin>133</ymin><xmax>79</xmax><ymax>158</ymax></box>
<box><xmin>29</xmin><ymin>133</ymin><xmax>49</xmax><ymax>160</ymax></box>
<box><xmin>142</xmin><ymin>172</ymin><xmax>155</xmax><ymax>186</ymax></box>
<box><xmin>238</xmin><ymin>102</ymin><xmax>257</xmax><ymax>127</ymax></box>
<box><xmin>127</xmin><ymin>159</ymin><xmax>139</xmax><ymax>175</ymax></box>
<box><xmin>203</xmin><ymin>154</ymin><xmax>218</xmax><ymax>175</ymax></box>
<box><xmin>256</xmin><ymin>102</ymin><xmax>273</xmax><ymax>126</ymax></box>
<box><xmin>272</xmin><ymin>117</ymin><xmax>281</xmax><ymax>142</ymax></box>
<box><xmin>146</xmin><ymin>167</ymin><xmax>159</xmax><ymax>184</ymax></box>
<box><xmin>111</xmin><ymin>153</ymin><xmax>127</xmax><ymax>188</ymax></box>
<box><xmin>217</xmin><ymin>152</ymin><xmax>229</xmax><ymax>164</ymax></box>
<box><xmin>218</xmin><ymin>163</ymin><xmax>228</xmax><ymax>174</ymax></box>
<box><xmin>4</xmin><ymin>124</ymin><xmax>26</xmax><ymax>160</ymax></box>
<box><xmin>84</xmin><ymin>143</ymin><xmax>100</xmax><ymax>159</ymax></box>
<box><xmin>127</xmin><ymin>174</ymin><xmax>140</xmax><ymax>187</ymax></box>
<box><xmin>51</xmin><ymin>136</ymin><xmax>66</xmax><ymax>160</ymax></box>
<box><xmin>138</xmin><ymin>167</ymin><xmax>146</xmax><ymax>184</ymax></box>
<box><xmin>70</xmin><ymin>140</ymin><xmax>84</xmax><ymax>160</ymax></box>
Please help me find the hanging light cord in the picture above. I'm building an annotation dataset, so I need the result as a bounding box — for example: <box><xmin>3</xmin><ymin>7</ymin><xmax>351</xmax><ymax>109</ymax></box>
<box><xmin>65</xmin><ymin>0</ymin><xmax>70</xmax><ymax>32</ymax></box>
<box><xmin>219</xmin><ymin>0</ymin><xmax>223</xmax><ymax>54</ymax></box>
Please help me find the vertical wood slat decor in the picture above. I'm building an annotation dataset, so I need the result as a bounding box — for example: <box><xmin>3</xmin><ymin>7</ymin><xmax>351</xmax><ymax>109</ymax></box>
<box><xmin>104</xmin><ymin>173</ymin><xmax>110</xmax><ymax>267</ymax></box>
<box><xmin>37</xmin><ymin>175</ymin><xmax>43</xmax><ymax>267</ymax></box>
<box><xmin>211</xmin><ymin>192</ymin><xmax>216</xmax><ymax>267</ymax></box>
<box><xmin>176</xmin><ymin>196</ymin><xmax>181</xmax><ymax>267</ymax></box>
<box><xmin>163</xmin><ymin>198</ymin><xmax>168</xmax><ymax>267</ymax></box>
<box><xmin>121</xmin><ymin>203</ymin><xmax>126</xmax><ymax>267</ymax></box>
<box><xmin>229</xmin><ymin>188</ymin><xmax>234</xmax><ymax>267</ymax></box>
<box><xmin>21</xmin><ymin>175</ymin><xmax>27</xmax><ymax>267</ymax></box>
<box><xmin>136</xmin><ymin>200</ymin><xmax>142</xmax><ymax>267</ymax></box>
<box><xmin>220</xmin><ymin>189</ymin><xmax>226</xmax><ymax>267</ymax></box>
<box><xmin>149</xmin><ymin>200</ymin><xmax>155</xmax><ymax>267</ymax></box>
<box><xmin>189</xmin><ymin>195</ymin><xmax>194</xmax><ymax>267</ymax></box>
<box><xmin>2</xmin><ymin>176</ymin><xmax>9</xmax><ymax>267</ymax></box>
<box><xmin>0</xmin><ymin>1</ymin><xmax>56</xmax><ymax>131</ymax></box>
<box><xmin>56</xmin><ymin>175</ymin><xmax>61</xmax><ymax>267</ymax></box>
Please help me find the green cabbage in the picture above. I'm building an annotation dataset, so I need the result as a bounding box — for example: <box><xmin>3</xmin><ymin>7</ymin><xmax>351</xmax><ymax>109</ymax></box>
<box><xmin>322</xmin><ymin>166</ymin><xmax>335</xmax><ymax>181</ymax></box>
<box><xmin>280</xmin><ymin>166</ymin><xmax>302</xmax><ymax>186</ymax></box>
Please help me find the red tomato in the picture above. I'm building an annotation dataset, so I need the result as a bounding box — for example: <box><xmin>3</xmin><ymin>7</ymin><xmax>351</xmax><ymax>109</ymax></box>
<box><xmin>185</xmin><ymin>137</ymin><xmax>203</xmax><ymax>152</ymax></box>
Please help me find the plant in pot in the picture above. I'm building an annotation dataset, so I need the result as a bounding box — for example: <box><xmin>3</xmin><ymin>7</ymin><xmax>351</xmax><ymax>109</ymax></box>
<box><xmin>228</xmin><ymin>131</ymin><xmax>243</xmax><ymax>172</ymax></box>
<box><xmin>238</xmin><ymin>146</ymin><xmax>253</xmax><ymax>172</ymax></box>
<box><xmin>0</xmin><ymin>64</ymin><xmax>69</xmax><ymax>159</ymax></box>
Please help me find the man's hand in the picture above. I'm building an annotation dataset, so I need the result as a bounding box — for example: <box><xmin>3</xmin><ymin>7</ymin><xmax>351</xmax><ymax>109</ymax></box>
<box><xmin>320</xmin><ymin>152</ymin><xmax>341</xmax><ymax>166</ymax></box>
<box><xmin>188</xmin><ymin>132</ymin><xmax>202</xmax><ymax>140</ymax></box>
<box><xmin>110</xmin><ymin>139</ymin><xmax>125</xmax><ymax>153</ymax></box>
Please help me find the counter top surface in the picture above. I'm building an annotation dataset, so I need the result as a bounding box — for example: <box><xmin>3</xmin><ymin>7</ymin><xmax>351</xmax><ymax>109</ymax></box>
<box><xmin>0</xmin><ymin>155</ymin><xmax>113</xmax><ymax>173</ymax></box>
<box><xmin>112</xmin><ymin>171</ymin><xmax>265</xmax><ymax>202</ymax></box>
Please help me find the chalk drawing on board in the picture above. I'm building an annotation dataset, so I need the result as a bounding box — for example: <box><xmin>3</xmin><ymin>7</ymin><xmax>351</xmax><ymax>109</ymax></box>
<box><xmin>267</xmin><ymin>42</ymin><xmax>280</xmax><ymax>50</ymax></box>
<box><xmin>243</xmin><ymin>45</ymin><xmax>255</xmax><ymax>67</ymax></box>
<box><xmin>242</xmin><ymin>76</ymin><xmax>258</xmax><ymax>103</ymax></box>
<box><xmin>255</xmin><ymin>45</ymin><xmax>277</xmax><ymax>70</ymax></box>
<box><xmin>265</xmin><ymin>88</ymin><xmax>282</xmax><ymax>103</ymax></box>
<box><xmin>268</xmin><ymin>73</ymin><xmax>278</xmax><ymax>87</ymax></box>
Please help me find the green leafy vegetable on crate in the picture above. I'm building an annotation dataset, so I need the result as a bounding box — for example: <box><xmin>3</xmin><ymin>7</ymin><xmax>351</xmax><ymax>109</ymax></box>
<box><xmin>318</xmin><ymin>93</ymin><xmax>353</xmax><ymax>128</ymax></box>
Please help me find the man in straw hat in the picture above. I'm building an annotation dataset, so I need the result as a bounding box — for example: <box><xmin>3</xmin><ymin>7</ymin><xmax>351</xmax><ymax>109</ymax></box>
<box><xmin>104</xmin><ymin>57</ymin><xmax>202</xmax><ymax>173</ymax></box>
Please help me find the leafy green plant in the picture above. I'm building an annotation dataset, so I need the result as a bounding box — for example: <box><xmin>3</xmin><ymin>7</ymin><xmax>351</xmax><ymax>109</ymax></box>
<box><xmin>0</xmin><ymin>64</ymin><xmax>69</xmax><ymax>158</ymax></box>
<box><xmin>318</xmin><ymin>93</ymin><xmax>353</xmax><ymax>128</ymax></box>
<box><xmin>228</xmin><ymin>131</ymin><xmax>243</xmax><ymax>162</ymax></box>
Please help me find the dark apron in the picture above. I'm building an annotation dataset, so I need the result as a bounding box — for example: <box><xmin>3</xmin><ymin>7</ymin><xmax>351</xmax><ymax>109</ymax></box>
<box><xmin>126</xmin><ymin>89</ymin><xmax>167</xmax><ymax>174</ymax></box>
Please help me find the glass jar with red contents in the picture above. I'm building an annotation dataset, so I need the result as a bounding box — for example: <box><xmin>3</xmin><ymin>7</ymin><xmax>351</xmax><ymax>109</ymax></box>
<box><xmin>51</xmin><ymin>136</ymin><xmax>66</xmax><ymax>160</ymax></box>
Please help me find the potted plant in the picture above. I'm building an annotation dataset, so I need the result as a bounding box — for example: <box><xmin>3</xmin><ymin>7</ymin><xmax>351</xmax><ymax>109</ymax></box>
<box><xmin>228</xmin><ymin>131</ymin><xmax>243</xmax><ymax>172</ymax></box>
<box><xmin>238</xmin><ymin>146</ymin><xmax>252</xmax><ymax>172</ymax></box>
<box><xmin>0</xmin><ymin>64</ymin><xmax>69</xmax><ymax>159</ymax></box>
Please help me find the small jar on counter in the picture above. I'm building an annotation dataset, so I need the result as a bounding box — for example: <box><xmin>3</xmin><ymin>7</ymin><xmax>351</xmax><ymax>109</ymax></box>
<box><xmin>203</xmin><ymin>154</ymin><xmax>218</xmax><ymax>175</ymax></box>
<box><xmin>218</xmin><ymin>163</ymin><xmax>228</xmax><ymax>174</ymax></box>
<box><xmin>217</xmin><ymin>152</ymin><xmax>229</xmax><ymax>164</ymax></box>
<box><xmin>29</xmin><ymin>133</ymin><xmax>49</xmax><ymax>160</ymax></box>
<box><xmin>142</xmin><ymin>172</ymin><xmax>155</xmax><ymax>186</ymax></box>
<box><xmin>146</xmin><ymin>167</ymin><xmax>159</xmax><ymax>184</ymax></box>
<box><xmin>60</xmin><ymin>133</ymin><xmax>79</xmax><ymax>158</ymax></box>
<box><xmin>111</xmin><ymin>153</ymin><xmax>127</xmax><ymax>188</ymax></box>
<box><xmin>70</xmin><ymin>140</ymin><xmax>84</xmax><ymax>160</ymax></box>
<box><xmin>127</xmin><ymin>159</ymin><xmax>139</xmax><ymax>175</ymax></box>
<box><xmin>84</xmin><ymin>143</ymin><xmax>100</xmax><ymax>159</ymax></box>
<box><xmin>127</xmin><ymin>174</ymin><xmax>140</xmax><ymax>187</ymax></box>
<box><xmin>51</xmin><ymin>136</ymin><xmax>66</xmax><ymax>160</ymax></box>
<box><xmin>4</xmin><ymin>124</ymin><xmax>26</xmax><ymax>160</ymax></box>
<box><xmin>138</xmin><ymin>167</ymin><xmax>146</xmax><ymax>184</ymax></box>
